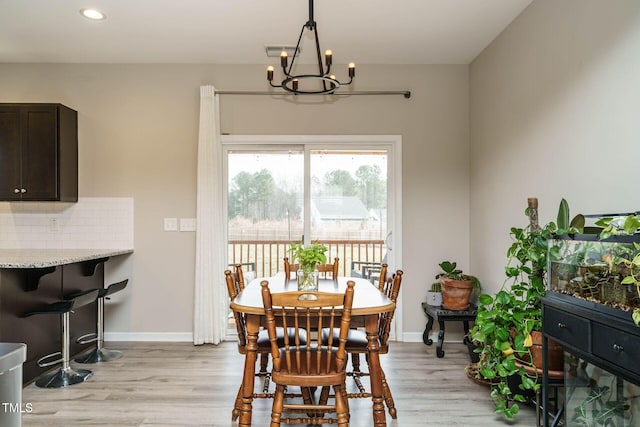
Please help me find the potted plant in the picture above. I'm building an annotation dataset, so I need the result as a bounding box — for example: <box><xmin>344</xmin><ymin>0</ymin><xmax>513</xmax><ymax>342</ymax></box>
<box><xmin>596</xmin><ymin>213</ymin><xmax>640</xmax><ymax>325</ymax></box>
<box><xmin>426</xmin><ymin>282</ymin><xmax>443</xmax><ymax>306</ymax></box>
<box><xmin>288</xmin><ymin>242</ymin><xmax>328</xmax><ymax>291</ymax></box>
<box><xmin>436</xmin><ymin>261</ymin><xmax>481</xmax><ymax>310</ymax></box>
<box><xmin>469</xmin><ymin>198</ymin><xmax>583</xmax><ymax>419</ymax></box>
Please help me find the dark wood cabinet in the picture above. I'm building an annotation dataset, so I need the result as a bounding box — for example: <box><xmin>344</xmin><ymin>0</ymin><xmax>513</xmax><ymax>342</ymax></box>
<box><xmin>0</xmin><ymin>103</ymin><xmax>78</xmax><ymax>201</ymax></box>
<box><xmin>542</xmin><ymin>294</ymin><xmax>640</xmax><ymax>426</ymax></box>
<box><xmin>541</xmin><ymin>234</ymin><xmax>640</xmax><ymax>426</ymax></box>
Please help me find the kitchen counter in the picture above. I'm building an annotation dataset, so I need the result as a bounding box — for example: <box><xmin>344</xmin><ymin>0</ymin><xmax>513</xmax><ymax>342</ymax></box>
<box><xmin>0</xmin><ymin>249</ymin><xmax>132</xmax><ymax>384</ymax></box>
<box><xmin>0</xmin><ymin>248</ymin><xmax>133</xmax><ymax>268</ymax></box>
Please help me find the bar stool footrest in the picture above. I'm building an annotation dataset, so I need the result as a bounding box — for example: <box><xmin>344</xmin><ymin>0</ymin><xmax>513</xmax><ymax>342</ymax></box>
<box><xmin>37</xmin><ymin>352</ymin><xmax>63</xmax><ymax>368</ymax></box>
<box><xmin>76</xmin><ymin>332</ymin><xmax>98</xmax><ymax>345</ymax></box>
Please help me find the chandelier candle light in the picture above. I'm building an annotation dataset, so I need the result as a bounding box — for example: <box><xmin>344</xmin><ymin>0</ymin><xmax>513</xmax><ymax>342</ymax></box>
<box><xmin>267</xmin><ymin>0</ymin><xmax>355</xmax><ymax>95</ymax></box>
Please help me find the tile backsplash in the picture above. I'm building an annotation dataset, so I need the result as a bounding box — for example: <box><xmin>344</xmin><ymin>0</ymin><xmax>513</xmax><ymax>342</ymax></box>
<box><xmin>0</xmin><ymin>197</ymin><xmax>134</xmax><ymax>249</ymax></box>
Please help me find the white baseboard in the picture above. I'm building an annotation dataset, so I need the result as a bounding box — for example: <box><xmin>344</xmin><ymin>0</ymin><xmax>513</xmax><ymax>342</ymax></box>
<box><xmin>402</xmin><ymin>332</ymin><xmax>424</xmax><ymax>343</ymax></box>
<box><xmin>105</xmin><ymin>332</ymin><xmax>193</xmax><ymax>342</ymax></box>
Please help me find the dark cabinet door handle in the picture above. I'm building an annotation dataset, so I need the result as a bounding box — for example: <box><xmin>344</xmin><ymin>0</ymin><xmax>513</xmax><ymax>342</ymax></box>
<box><xmin>557</xmin><ymin>322</ymin><xmax>566</xmax><ymax>329</ymax></box>
<box><xmin>613</xmin><ymin>344</ymin><xmax>624</xmax><ymax>352</ymax></box>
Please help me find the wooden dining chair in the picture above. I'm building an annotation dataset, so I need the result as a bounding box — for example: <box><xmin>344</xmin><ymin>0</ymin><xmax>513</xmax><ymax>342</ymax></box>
<box><xmin>316</xmin><ymin>257</ymin><xmax>340</xmax><ymax>280</ymax></box>
<box><xmin>261</xmin><ymin>279</ymin><xmax>356</xmax><ymax>426</ymax></box>
<box><xmin>347</xmin><ymin>263</ymin><xmax>388</xmax><ymax>376</ymax></box>
<box><xmin>225</xmin><ymin>266</ymin><xmax>308</xmax><ymax>421</ymax></box>
<box><xmin>283</xmin><ymin>257</ymin><xmax>299</xmax><ymax>280</ymax></box>
<box><xmin>233</xmin><ymin>263</ymin><xmax>246</xmax><ymax>290</ymax></box>
<box><xmin>323</xmin><ymin>269</ymin><xmax>403</xmax><ymax>419</ymax></box>
<box><xmin>376</xmin><ymin>263</ymin><xmax>389</xmax><ymax>290</ymax></box>
<box><xmin>225</xmin><ymin>268</ymin><xmax>271</xmax><ymax>420</ymax></box>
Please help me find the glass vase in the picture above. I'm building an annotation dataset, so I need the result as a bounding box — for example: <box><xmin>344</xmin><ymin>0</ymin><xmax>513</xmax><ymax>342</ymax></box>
<box><xmin>298</xmin><ymin>268</ymin><xmax>319</xmax><ymax>291</ymax></box>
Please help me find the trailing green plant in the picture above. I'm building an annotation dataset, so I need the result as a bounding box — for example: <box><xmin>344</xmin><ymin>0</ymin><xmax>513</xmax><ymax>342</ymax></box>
<box><xmin>436</xmin><ymin>261</ymin><xmax>482</xmax><ymax>290</ymax></box>
<box><xmin>470</xmin><ymin>198</ymin><xmax>583</xmax><ymax>419</ymax></box>
<box><xmin>288</xmin><ymin>242</ymin><xmax>328</xmax><ymax>272</ymax></box>
<box><xmin>595</xmin><ymin>214</ymin><xmax>640</xmax><ymax>325</ymax></box>
<box><xmin>596</xmin><ymin>214</ymin><xmax>640</xmax><ymax>240</ymax></box>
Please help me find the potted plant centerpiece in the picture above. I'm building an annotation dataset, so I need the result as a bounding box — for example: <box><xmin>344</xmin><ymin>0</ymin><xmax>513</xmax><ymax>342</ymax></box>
<box><xmin>288</xmin><ymin>242</ymin><xmax>328</xmax><ymax>291</ymax></box>
<box><xmin>436</xmin><ymin>261</ymin><xmax>481</xmax><ymax>310</ymax></box>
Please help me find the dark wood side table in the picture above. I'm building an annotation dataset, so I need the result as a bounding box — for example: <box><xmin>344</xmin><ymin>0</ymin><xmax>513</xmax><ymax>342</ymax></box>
<box><xmin>421</xmin><ymin>302</ymin><xmax>477</xmax><ymax>358</ymax></box>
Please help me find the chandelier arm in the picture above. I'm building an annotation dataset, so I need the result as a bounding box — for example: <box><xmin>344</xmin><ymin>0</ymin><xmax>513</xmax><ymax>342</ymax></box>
<box><xmin>286</xmin><ymin>24</ymin><xmax>308</xmax><ymax>77</ymax></box>
<box><xmin>311</xmin><ymin>24</ymin><xmax>329</xmax><ymax>93</ymax></box>
<box><xmin>339</xmin><ymin>76</ymin><xmax>353</xmax><ymax>86</ymax></box>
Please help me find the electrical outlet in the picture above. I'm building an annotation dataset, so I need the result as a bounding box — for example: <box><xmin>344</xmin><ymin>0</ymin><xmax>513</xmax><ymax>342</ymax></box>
<box><xmin>163</xmin><ymin>218</ymin><xmax>178</xmax><ymax>231</ymax></box>
<box><xmin>50</xmin><ymin>218</ymin><xmax>60</xmax><ymax>232</ymax></box>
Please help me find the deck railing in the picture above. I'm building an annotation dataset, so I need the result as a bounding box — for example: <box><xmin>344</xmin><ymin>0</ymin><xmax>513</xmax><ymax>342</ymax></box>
<box><xmin>228</xmin><ymin>239</ymin><xmax>386</xmax><ymax>278</ymax></box>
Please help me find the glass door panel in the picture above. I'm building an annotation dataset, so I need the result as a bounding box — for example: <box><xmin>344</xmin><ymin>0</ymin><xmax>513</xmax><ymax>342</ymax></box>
<box><xmin>310</xmin><ymin>149</ymin><xmax>388</xmax><ymax>278</ymax></box>
<box><xmin>227</xmin><ymin>149</ymin><xmax>304</xmax><ymax>278</ymax></box>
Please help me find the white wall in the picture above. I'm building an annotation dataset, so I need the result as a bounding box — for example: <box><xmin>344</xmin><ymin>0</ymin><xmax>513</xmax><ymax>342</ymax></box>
<box><xmin>469</xmin><ymin>0</ymin><xmax>640</xmax><ymax>294</ymax></box>
<box><xmin>0</xmin><ymin>63</ymin><xmax>469</xmax><ymax>340</ymax></box>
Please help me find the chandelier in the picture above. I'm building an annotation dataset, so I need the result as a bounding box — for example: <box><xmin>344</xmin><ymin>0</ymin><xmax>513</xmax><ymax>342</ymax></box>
<box><xmin>266</xmin><ymin>0</ymin><xmax>355</xmax><ymax>95</ymax></box>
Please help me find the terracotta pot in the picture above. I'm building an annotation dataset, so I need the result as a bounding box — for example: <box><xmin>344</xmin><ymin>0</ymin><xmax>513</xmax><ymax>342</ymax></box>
<box><xmin>440</xmin><ymin>278</ymin><xmax>473</xmax><ymax>310</ymax></box>
<box><xmin>529</xmin><ymin>331</ymin><xmax>564</xmax><ymax>372</ymax></box>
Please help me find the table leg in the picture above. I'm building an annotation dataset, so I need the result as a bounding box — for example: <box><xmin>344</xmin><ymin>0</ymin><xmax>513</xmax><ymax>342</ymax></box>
<box><xmin>366</xmin><ymin>314</ymin><xmax>387</xmax><ymax>427</ymax></box>
<box><xmin>423</xmin><ymin>313</ymin><xmax>434</xmax><ymax>346</ymax></box>
<box><xmin>462</xmin><ymin>320</ymin><xmax>470</xmax><ymax>336</ymax></box>
<box><xmin>436</xmin><ymin>319</ymin><xmax>445</xmax><ymax>358</ymax></box>
<box><xmin>462</xmin><ymin>320</ymin><xmax>477</xmax><ymax>361</ymax></box>
<box><xmin>238</xmin><ymin>314</ymin><xmax>259</xmax><ymax>426</ymax></box>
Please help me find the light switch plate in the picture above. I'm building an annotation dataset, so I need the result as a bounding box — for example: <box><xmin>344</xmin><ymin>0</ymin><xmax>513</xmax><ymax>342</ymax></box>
<box><xmin>180</xmin><ymin>218</ymin><xmax>196</xmax><ymax>232</ymax></box>
<box><xmin>164</xmin><ymin>218</ymin><xmax>178</xmax><ymax>231</ymax></box>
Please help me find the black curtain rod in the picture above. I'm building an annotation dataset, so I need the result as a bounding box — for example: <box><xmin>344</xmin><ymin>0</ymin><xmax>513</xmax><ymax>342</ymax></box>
<box><xmin>214</xmin><ymin>90</ymin><xmax>411</xmax><ymax>98</ymax></box>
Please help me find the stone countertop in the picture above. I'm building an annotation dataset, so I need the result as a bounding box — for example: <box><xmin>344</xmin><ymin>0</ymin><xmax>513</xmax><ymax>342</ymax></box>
<box><xmin>0</xmin><ymin>249</ymin><xmax>134</xmax><ymax>268</ymax></box>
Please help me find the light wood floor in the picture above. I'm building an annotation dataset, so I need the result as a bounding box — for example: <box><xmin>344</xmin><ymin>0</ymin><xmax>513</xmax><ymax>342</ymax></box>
<box><xmin>21</xmin><ymin>341</ymin><xmax>537</xmax><ymax>426</ymax></box>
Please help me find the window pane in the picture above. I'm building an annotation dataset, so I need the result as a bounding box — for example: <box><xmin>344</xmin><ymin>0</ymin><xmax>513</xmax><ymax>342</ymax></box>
<box><xmin>227</xmin><ymin>150</ymin><xmax>304</xmax><ymax>276</ymax></box>
<box><xmin>310</xmin><ymin>150</ymin><xmax>388</xmax><ymax>278</ymax></box>
<box><xmin>228</xmin><ymin>150</ymin><xmax>304</xmax><ymax>239</ymax></box>
<box><xmin>310</xmin><ymin>150</ymin><xmax>387</xmax><ymax>241</ymax></box>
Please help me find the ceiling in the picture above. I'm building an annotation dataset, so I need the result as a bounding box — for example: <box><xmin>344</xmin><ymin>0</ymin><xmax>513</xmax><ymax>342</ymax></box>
<box><xmin>0</xmin><ymin>0</ymin><xmax>533</xmax><ymax>65</ymax></box>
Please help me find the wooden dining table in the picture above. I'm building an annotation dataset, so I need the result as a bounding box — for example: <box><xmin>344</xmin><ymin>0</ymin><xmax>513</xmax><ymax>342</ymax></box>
<box><xmin>230</xmin><ymin>274</ymin><xmax>396</xmax><ymax>426</ymax></box>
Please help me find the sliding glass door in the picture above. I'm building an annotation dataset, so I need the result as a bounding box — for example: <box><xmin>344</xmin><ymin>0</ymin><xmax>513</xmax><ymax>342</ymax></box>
<box><xmin>222</xmin><ymin>135</ymin><xmax>402</xmax><ymax>335</ymax></box>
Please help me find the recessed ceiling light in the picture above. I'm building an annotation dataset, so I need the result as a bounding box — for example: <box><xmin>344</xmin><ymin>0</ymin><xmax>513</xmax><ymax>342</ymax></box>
<box><xmin>80</xmin><ymin>8</ymin><xmax>106</xmax><ymax>20</ymax></box>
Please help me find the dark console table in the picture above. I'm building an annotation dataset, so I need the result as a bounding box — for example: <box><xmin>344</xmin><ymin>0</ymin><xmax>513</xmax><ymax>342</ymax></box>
<box><xmin>421</xmin><ymin>302</ymin><xmax>477</xmax><ymax>358</ymax></box>
<box><xmin>542</xmin><ymin>294</ymin><xmax>640</xmax><ymax>427</ymax></box>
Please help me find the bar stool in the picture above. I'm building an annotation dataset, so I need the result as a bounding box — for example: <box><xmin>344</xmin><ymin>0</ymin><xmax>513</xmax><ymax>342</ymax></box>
<box><xmin>24</xmin><ymin>288</ymin><xmax>100</xmax><ymax>388</ymax></box>
<box><xmin>75</xmin><ymin>279</ymin><xmax>128</xmax><ymax>364</ymax></box>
